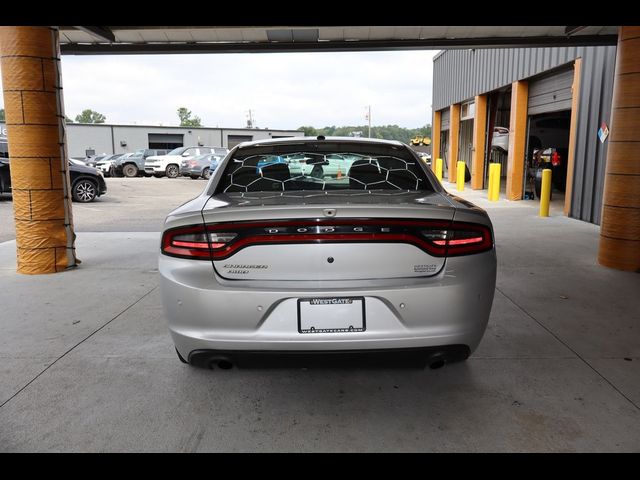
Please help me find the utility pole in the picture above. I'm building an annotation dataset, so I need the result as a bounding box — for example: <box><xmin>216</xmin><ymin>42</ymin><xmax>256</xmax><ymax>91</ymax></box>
<box><xmin>365</xmin><ymin>105</ymin><xmax>371</xmax><ymax>138</ymax></box>
<box><xmin>246</xmin><ymin>109</ymin><xmax>254</xmax><ymax>128</ymax></box>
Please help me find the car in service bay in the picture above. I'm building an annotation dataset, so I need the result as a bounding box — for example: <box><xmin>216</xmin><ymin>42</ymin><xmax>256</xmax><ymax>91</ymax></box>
<box><xmin>159</xmin><ymin>137</ymin><xmax>497</xmax><ymax>369</ymax></box>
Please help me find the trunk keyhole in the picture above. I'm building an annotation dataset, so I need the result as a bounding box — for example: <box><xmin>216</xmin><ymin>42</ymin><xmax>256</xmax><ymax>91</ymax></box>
<box><xmin>327</xmin><ymin>257</ymin><xmax>334</xmax><ymax>263</ymax></box>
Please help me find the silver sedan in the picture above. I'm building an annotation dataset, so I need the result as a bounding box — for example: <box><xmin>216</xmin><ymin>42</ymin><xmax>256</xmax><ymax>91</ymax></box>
<box><xmin>159</xmin><ymin>137</ymin><xmax>497</xmax><ymax>370</ymax></box>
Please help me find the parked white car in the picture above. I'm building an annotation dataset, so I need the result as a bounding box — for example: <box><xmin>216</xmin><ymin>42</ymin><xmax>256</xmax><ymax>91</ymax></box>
<box><xmin>145</xmin><ymin>146</ymin><xmax>229</xmax><ymax>178</ymax></box>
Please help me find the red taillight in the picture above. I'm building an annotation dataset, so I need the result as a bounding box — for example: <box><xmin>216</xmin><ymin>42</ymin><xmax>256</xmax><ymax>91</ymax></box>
<box><xmin>425</xmin><ymin>223</ymin><xmax>492</xmax><ymax>256</ymax></box>
<box><xmin>551</xmin><ymin>151</ymin><xmax>561</xmax><ymax>167</ymax></box>
<box><xmin>161</xmin><ymin>219</ymin><xmax>493</xmax><ymax>260</ymax></box>
<box><xmin>161</xmin><ymin>225</ymin><xmax>237</xmax><ymax>259</ymax></box>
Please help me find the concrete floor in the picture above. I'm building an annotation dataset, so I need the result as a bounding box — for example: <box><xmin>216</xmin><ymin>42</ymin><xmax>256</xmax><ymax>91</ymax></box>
<box><xmin>0</xmin><ymin>180</ymin><xmax>638</xmax><ymax>452</ymax></box>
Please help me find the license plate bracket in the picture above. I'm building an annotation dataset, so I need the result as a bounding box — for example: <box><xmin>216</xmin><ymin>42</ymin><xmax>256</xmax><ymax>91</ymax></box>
<box><xmin>297</xmin><ymin>297</ymin><xmax>366</xmax><ymax>334</ymax></box>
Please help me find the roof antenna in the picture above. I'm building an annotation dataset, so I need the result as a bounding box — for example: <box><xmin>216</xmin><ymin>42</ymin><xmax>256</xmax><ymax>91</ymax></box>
<box><xmin>317</xmin><ymin>135</ymin><xmax>325</xmax><ymax>141</ymax></box>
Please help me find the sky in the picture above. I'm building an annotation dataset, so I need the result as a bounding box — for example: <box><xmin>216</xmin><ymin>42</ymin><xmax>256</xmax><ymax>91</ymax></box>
<box><xmin>0</xmin><ymin>50</ymin><xmax>437</xmax><ymax>130</ymax></box>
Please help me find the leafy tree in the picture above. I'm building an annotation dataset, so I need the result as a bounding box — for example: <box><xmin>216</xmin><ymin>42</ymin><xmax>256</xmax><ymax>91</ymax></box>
<box><xmin>177</xmin><ymin>107</ymin><xmax>202</xmax><ymax>127</ymax></box>
<box><xmin>65</xmin><ymin>115</ymin><xmax>74</xmax><ymax>123</ymax></box>
<box><xmin>299</xmin><ymin>124</ymin><xmax>432</xmax><ymax>144</ymax></box>
<box><xmin>298</xmin><ymin>126</ymin><xmax>318</xmax><ymax>136</ymax></box>
<box><xmin>75</xmin><ymin>109</ymin><xmax>106</xmax><ymax>124</ymax></box>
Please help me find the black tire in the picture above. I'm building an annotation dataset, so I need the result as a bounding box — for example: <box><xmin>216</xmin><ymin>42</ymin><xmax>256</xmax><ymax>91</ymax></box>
<box><xmin>176</xmin><ymin>347</ymin><xmax>188</xmax><ymax>364</ymax></box>
<box><xmin>166</xmin><ymin>164</ymin><xmax>179</xmax><ymax>178</ymax></box>
<box><xmin>153</xmin><ymin>173</ymin><xmax>163</xmax><ymax>178</ymax></box>
<box><xmin>190</xmin><ymin>175</ymin><xmax>199</xmax><ymax>180</ymax></box>
<box><xmin>202</xmin><ymin>167</ymin><xmax>211</xmax><ymax>180</ymax></box>
<box><xmin>122</xmin><ymin>163</ymin><xmax>138</xmax><ymax>178</ymax></box>
<box><xmin>72</xmin><ymin>178</ymin><xmax>98</xmax><ymax>202</ymax></box>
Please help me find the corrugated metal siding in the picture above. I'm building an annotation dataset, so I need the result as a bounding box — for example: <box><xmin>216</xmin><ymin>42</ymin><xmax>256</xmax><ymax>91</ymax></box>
<box><xmin>571</xmin><ymin>46</ymin><xmax>617</xmax><ymax>224</ymax></box>
<box><xmin>433</xmin><ymin>45</ymin><xmax>617</xmax><ymax>225</ymax></box>
<box><xmin>433</xmin><ymin>47</ymin><xmax>593</xmax><ymax>111</ymax></box>
<box><xmin>528</xmin><ymin>67</ymin><xmax>574</xmax><ymax>115</ymax></box>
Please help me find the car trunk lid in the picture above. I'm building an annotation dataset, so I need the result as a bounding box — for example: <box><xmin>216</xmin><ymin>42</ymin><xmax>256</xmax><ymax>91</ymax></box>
<box><xmin>200</xmin><ymin>191</ymin><xmax>456</xmax><ymax>281</ymax></box>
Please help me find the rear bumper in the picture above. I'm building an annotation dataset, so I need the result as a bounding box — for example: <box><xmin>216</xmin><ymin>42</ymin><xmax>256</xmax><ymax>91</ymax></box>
<box><xmin>180</xmin><ymin>167</ymin><xmax>201</xmax><ymax>176</ymax></box>
<box><xmin>188</xmin><ymin>345</ymin><xmax>471</xmax><ymax>369</ymax></box>
<box><xmin>159</xmin><ymin>250</ymin><xmax>497</xmax><ymax>359</ymax></box>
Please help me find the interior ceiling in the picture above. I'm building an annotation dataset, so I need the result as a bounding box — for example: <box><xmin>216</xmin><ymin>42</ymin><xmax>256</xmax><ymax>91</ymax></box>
<box><xmin>58</xmin><ymin>26</ymin><xmax>620</xmax><ymax>54</ymax></box>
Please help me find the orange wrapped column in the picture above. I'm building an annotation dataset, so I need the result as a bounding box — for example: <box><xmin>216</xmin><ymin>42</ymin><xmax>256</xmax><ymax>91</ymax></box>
<box><xmin>431</xmin><ymin>110</ymin><xmax>441</xmax><ymax>174</ymax></box>
<box><xmin>506</xmin><ymin>80</ymin><xmax>528</xmax><ymax>201</ymax></box>
<box><xmin>598</xmin><ymin>26</ymin><xmax>640</xmax><ymax>272</ymax></box>
<box><xmin>0</xmin><ymin>26</ymin><xmax>77</xmax><ymax>274</ymax></box>
<box><xmin>447</xmin><ymin>104</ymin><xmax>460</xmax><ymax>184</ymax></box>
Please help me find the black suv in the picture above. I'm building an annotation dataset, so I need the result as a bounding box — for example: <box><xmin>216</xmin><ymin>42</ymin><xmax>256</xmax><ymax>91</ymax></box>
<box><xmin>0</xmin><ymin>136</ymin><xmax>107</xmax><ymax>202</ymax></box>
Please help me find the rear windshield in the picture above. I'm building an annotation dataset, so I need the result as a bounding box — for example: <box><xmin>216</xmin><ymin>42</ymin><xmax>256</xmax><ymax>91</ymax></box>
<box><xmin>215</xmin><ymin>142</ymin><xmax>433</xmax><ymax>193</ymax></box>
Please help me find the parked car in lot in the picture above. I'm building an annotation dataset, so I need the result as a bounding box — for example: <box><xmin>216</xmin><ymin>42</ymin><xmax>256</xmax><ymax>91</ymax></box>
<box><xmin>95</xmin><ymin>153</ymin><xmax>123</xmax><ymax>177</ymax></box>
<box><xmin>83</xmin><ymin>155</ymin><xmax>107</xmax><ymax>168</ymax></box>
<box><xmin>1</xmin><ymin>158</ymin><xmax>107</xmax><ymax>202</ymax></box>
<box><xmin>0</xmin><ymin>135</ymin><xmax>8</xmax><ymax>159</ymax></box>
<box><xmin>146</xmin><ymin>146</ymin><xmax>228</xmax><ymax>178</ymax></box>
<box><xmin>116</xmin><ymin>148</ymin><xmax>169</xmax><ymax>177</ymax></box>
<box><xmin>180</xmin><ymin>153</ymin><xmax>224</xmax><ymax>180</ymax></box>
<box><xmin>159</xmin><ymin>137</ymin><xmax>497</xmax><ymax>370</ymax></box>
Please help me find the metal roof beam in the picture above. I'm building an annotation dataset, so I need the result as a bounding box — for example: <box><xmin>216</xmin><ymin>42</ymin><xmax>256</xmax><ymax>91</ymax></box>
<box><xmin>565</xmin><ymin>26</ymin><xmax>587</xmax><ymax>36</ymax></box>
<box><xmin>60</xmin><ymin>35</ymin><xmax>619</xmax><ymax>55</ymax></box>
<box><xmin>73</xmin><ymin>26</ymin><xmax>116</xmax><ymax>43</ymax></box>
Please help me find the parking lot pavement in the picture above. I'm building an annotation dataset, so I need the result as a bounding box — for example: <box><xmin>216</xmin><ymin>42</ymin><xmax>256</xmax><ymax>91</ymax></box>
<box><xmin>0</xmin><ymin>176</ymin><xmax>207</xmax><ymax>242</ymax></box>
<box><xmin>0</xmin><ymin>180</ymin><xmax>639</xmax><ymax>451</ymax></box>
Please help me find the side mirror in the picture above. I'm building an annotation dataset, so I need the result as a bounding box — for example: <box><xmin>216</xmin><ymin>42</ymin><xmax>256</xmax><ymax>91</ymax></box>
<box><xmin>182</xmin><ymin>152</ymin><xmax>190</xmax><ymax>157</ymax></box>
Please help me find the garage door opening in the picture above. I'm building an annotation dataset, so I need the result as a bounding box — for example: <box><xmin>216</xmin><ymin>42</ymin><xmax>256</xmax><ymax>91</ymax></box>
<box><xmin>148</xmin><ymin>133</ymin><xmax>184</xmax><ymax>150</ymax></box>
<box><xmin>459</xmin><ymin>100</ymin><xmax>474</xmax><ymax>181</ymax></box>
<box><xmin>525</xmin><ymin>110</ymin><xmax>571</xmax><ymax>204</ymax></box>
<box><xmin>485</xmin><ymin>88</ymin><xmax>511</xmax><ymax>191</ymax></box>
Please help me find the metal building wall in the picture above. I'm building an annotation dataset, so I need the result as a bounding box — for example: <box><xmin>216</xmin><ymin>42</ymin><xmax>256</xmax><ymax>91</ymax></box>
<box><xmin>433</xmin><ymin>46</ymin><xmax>617</xmax><ymax>224</ymax></box>
<box><xmin>61</xmin><ymin>124</ymin><xmax>303</xmax><ymax>158</ymax></box>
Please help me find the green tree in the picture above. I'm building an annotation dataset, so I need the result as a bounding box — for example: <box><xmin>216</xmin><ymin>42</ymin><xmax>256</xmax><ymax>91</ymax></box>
<box><xmin>177</xmin><ymin>107</ymin><xmax>202</xmax><ymax>127</ymax></box>
<box><xmin>0</xmin><ymin>108</ymin><xmax>5</xmax><ymax>122</ymax></box>
<box><xmin>298</xmin><ymin>126</ymin><xmax>317</xmax><ymax>136</ymax></box>
<box><xmin>75</xmin><ymin>109</ymin><xmax>106</xmax><ymax>124</ymax></box>
<box><xmin>301</xmin><ymin>124</ymin><xmax>432</xmax><ymax>144</ymax></box>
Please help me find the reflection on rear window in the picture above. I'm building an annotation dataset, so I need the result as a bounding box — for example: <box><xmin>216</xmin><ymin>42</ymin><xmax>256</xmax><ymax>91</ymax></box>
<box><xmin>218</xmin><ymin>149</ymin><xmax>431</xmax><ymax>193</ymax></box>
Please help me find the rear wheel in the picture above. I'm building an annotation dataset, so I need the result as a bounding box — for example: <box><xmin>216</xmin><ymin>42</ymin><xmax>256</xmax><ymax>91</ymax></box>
<box><xmin>72</xmin><ymin>178</ymin><xmax>97</xmax><ymax>202</ymax></box>
<box><xmin>166</xmin><ymin>164</ymin><xmax>179</xmax><ymax>178</ymax></box>
<box><xmin>202</xmin><ymin>167</ymin><xmax>211</xmax><ymax>180</ymax></box>
<box><xmin>122</xmin><ymin>164</ymin><xmax>138</xmax><ymax>177</ymax></box>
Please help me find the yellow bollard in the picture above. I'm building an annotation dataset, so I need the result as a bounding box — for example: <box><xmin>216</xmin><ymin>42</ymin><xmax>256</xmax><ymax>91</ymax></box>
<box><xmin>539</xmin><ymin>168</ymin><xmax>552</xmax><ymax>217</ymax></box>
<box><xmin>456</xmin><ymin>161</ymin><xmax>465</xmax><ymax>191</ymax></box>
<box><xmin>487</xmin><ymin>163</ymin><xmax>495</xmax><ymax>200</ymax></box>
<box><xmin>435</xmin><ymin>158</ymin><xmax>443</xmax><ymax>182</ymax></box>
<box><xmin>489</xmin><ymin>163</ymin><xmax>501</xmax><ymax>201</ymax></box>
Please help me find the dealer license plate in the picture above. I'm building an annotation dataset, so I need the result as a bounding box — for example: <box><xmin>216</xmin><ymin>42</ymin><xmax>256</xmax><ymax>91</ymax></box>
<box><xmin>297</xmin><ymin>297</ymin><xmax>366</xmax><ymax>334</ymax></box>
